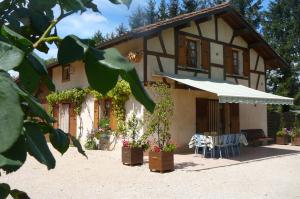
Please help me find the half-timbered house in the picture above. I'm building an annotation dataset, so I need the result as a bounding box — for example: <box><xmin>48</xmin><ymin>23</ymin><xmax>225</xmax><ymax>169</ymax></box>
<box><xmin>41</xmin><ymin>3</ymin><xmax>293</xmax><ymax>150</ymax></box>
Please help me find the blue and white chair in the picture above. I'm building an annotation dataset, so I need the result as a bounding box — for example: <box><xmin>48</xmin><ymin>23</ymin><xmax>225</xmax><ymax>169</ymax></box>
<box><xmin>194</xmin><ymin>134</ymin><xmax>207</xmax><ymax>157</ymax></box>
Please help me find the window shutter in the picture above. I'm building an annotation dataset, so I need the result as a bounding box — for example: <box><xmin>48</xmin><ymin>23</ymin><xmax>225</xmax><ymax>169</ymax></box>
<box><xmin>230</xmin><ymin>103</ymin><xmax>240</xmax><ymax>133</ymax></box>
<box><xmin>201</xmin><ymin>40</ymin><xmax>210</xmax><ymax>70</ymax></box>
<box><xmin>243</xmin><ymin>49</ymin><xmax>250</xmax><ymax>76</ymax></box>
<box><xmin>196</xmin><ymin>99</ymin><xmax>209</xmax><ymax>133</ymax></box>
<box><xmin>53</xmin><ymin>105</ymin><xmax>59</xmax><ymax>129</ymax></box>
<box><xmin>94</xmin><ymin>100</ymin><xmax>99</xmax><ymax>129</ymax></box>
<box><xmin>224</xmin><ymin>46</ymin><xmax>233</xmax><ymax>74</ymax></box>
<box><xmin>69</xmin><ymin>103</ymin><xmax>77</xmax><ymax>137</ymax></box>
<box><xmin>178</xmin><ymin>35</ymin><xmax>186</xmax><ymax>66</ymax></box>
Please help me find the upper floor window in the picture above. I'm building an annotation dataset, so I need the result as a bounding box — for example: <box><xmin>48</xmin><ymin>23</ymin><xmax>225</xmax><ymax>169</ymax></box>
<box><xmin>62</xmin><ymin>65</ymin><xmax>70</xmax><ymax>81</ymax></box>
<box><xmin>232</xmin><ymin>50</ymin><xmax>239</xmax><ymax>75</ymax></box>
<box><xmin>186</xmin><ymin>39</ymin><xmax>197</xmax><ymax>68</ymax></box>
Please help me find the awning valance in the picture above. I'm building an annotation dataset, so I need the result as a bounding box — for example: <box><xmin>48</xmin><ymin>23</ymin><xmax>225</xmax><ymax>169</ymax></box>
<box><xmin>157</xmin><ymin>73</ymin><xmax>294</xmax><ymax>105</ymax></box>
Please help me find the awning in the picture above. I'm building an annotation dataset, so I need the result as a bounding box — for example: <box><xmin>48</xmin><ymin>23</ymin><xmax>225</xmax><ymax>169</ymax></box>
<box><xmin>157</xmin><ymin>73</ymin><xmax>294</xmax><ymax>105</ymax></box>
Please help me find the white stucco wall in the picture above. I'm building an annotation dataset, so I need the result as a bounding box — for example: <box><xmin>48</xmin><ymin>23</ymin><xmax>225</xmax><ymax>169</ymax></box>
<box><xmin>239</xmin><ymin>104</ymin><xmax>268</xmax><ymax>135</ymax></box>
<box><xmin>52</xmin><ymin>61</ymin><xmax>89</xmax><ymax>91</ymax></box>
<box><xmin>77</xmin><ymin>95</ymin><xmax>95</xmax><ymax>144</ymax></box>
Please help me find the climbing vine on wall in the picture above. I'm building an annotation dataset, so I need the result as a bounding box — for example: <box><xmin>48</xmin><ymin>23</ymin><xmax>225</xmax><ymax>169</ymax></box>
<box><xmin>46</xmin><ymin>88</ymin><xmax>87</xmax><ymax>114</ymax></box>
<box><xmin>46</xmin><ymin>80</ymin><xmax>132</xmax><ymax>134</ymax></box>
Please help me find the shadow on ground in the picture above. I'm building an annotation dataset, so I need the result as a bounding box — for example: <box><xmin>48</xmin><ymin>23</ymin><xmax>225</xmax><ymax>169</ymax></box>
<box><xmin>174</xmin><ymin>145</ymin><xmax>300</xmax><ymax>172</ymax></box>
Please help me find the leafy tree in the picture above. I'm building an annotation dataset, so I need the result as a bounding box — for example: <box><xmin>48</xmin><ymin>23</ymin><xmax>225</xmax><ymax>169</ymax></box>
<box><xmin>181</xmin><ymin>0</ymin><xmax>200</xmax><ymax>13</ymax></box>
<box><xmin>168</xmin><ymin>0</ymin><xmax>181</xmax><ymax>18</ymax></box>
<box><xmin>0</xmin><ymin>0</ymin><xmax>155</xmax><ymax>197</ymax></box>
<box><xmin>145</xmin><ymin>0</ymin><xmax>157</xmax><ymax>24</ymax></box>
<box><xmin>129</xmin><ymin>5</ymin><xmax>146</xmax><ymax>29</ymax></box>
<box><xmin>158</xmin><ymin>0</ymin><xmax>168</xmax><ymax>20</ymax></box>
<box><xmin>263</xmin><ymin>0</ymin><xmax>300</xmax><ymax>111</ymax></box>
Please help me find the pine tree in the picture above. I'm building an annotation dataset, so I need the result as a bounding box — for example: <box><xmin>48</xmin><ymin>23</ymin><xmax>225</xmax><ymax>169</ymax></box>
<box><xmin>168</xmin><ymin>0</ymin><xmax>180</xmax><ymax>18</ymax></box>
<box><xmin>91</xmin><ymin>30</ymin><xmax>106</xmax><ymax>46</ymax></box>
<box><xmin>115</xmin><ymin>23</ymin><xmax>128</xmax><ymax>36</ymax></box>
<box><xmin>129</xmin><ymin>5</ymin><xmax>146</xmax><ymax>29</ymax></box>
<box><xmin>158</xmin><ymin>0</ymin><xmax>168</xmax><ymax>20</ymax></box>
<box><xmin>263</xmin><ymin>0</ymin><xmax>300</xmax><ymax>111</ymax></box>
<box><xmin>230</xmin><ymin>0</ymin><xmax>262</xmax><ymax>29</ymax></box>
<box><xmin>145</xmin><ymin>0</ymin><xmax>157</xmax><ymax>24</ymax></box>
<box><xmin>181</xmin><ymin>0</ymin><xmax>200</xmax><ymax>13</ymax></box>
<box><xmin>207</xmin><ymin>0</ymin><xmax>263</xmax><ymax>29</ymax></box>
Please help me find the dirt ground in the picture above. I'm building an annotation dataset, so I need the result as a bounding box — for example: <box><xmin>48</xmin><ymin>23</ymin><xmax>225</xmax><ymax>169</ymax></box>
<box><xmin>1</xmin><ymin>144</ymin><xmax>300</xmax><ymax>199</ymax></box>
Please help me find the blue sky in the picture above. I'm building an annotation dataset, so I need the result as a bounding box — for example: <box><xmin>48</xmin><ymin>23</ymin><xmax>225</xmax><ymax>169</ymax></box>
<box><xmin>39</xmin><ymin>0</ymin><xmax>271</xmax><ymax>59</ymax></box>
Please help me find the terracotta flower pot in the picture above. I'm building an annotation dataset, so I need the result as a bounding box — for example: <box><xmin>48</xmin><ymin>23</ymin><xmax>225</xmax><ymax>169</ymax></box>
<box><xmin>122</xmin><ymin>147</ymin><xmax>143</xmax><ymax>166</ymax></box>
<box><xmin>291</xmin><ymin>137</ymin><xmax>300</xmax><ymax>146</ymax></box>
<box><xmin>276</xmin><ymin>135</ymin><xmax>289</xmax><ymax>145</ymax></box>
<box><xmin>149</xmin><ymin>151</ymin><xmax>174</xmax><ymax>173</ymax></box>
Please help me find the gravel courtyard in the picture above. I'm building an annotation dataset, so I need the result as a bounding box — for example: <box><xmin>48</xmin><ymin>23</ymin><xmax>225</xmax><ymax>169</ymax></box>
<box><xmin>1</xmin><ymin>145</ymin><xmax>300</xmax><ymax>199</ymax></box>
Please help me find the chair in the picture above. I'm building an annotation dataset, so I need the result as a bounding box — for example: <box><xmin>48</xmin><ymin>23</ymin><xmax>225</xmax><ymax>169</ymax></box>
<box><xmin>194</xmin><ymin>134</ymin><xmax>207</xmax><ymax>157</ymax></box>
<box><xmin>214</xmin><ymin>135</ymin><xmax>226</xmax><ymax>158</ymax></box>
<box><xmin>222</xmin><ymin>134</ymin><xmax>231</xmax><ymax>157</ymax></box>
<box><xmin>233</xmin><ymin>134</ymin><xmax>241</xmax><ymax>156</ymax></box>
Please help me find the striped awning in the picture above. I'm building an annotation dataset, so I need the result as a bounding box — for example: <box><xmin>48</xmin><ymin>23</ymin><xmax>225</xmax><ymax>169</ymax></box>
<box><xmin>157</xmin><ymin>73</ymin><xmax>294</xmax><ymax>105</ymax></box>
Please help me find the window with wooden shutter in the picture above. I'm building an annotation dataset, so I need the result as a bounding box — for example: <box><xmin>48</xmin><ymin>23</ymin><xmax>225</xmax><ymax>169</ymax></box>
<box><xmin>232</xmin><ymin>50</ymin><xmax>239</xmax><ymax>75</ymax></box>
<box><xmin>62</xmin><ymin>65</ymin><xmax>70</xmax><ymax>81</ymax></box>
<box><xmin>201</xmin><ymin>40</ymin><xmax>210</xmax><ymax>70</ymax></box>
<box><xmin>178</xmin><ymin>35</ymin><xmax>186</xmax><ymax>66</ymax></box>
<box><xmin>230</xmin><ymin>103</ymin><xmax>240</xmax><ymax>133</ymax></box>
<box><xmin>186</xmin><ymin>39</ymin><xmax>197</xmax><ymax>67</ymax></box>
<box><xmin>243</xmin><ymin>49</ymin><xmax>250</xmax><ymax>76</ymax></box>
<box><xmin>224</xmin><ymin>45</ymin><xmax>233</xmax><ymax>74</ymax></box>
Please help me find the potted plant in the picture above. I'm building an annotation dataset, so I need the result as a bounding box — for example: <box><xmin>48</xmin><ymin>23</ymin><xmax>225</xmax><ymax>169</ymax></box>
<box><xmin>121</xmin><ymin>112</ymin><xmax>149</xmax><ymax>166</ymax></box>
<box><xmin>144</xmin><ymin>82</ymin><xmax>175</xmax><ymax>173</ymax></box>
<box><xmin>291</xmin><ymin>128</ymin><xmax>300</xmax><ymax>146</ymax></box>
<box><xmin>276</xmin><ymin>128</ymin><xmax>290</xmax><ymax>145</ymax></box>
<box><xmin>84</xmin><ymin>131</ymin><xmax>97</xmax><ymax>150</ymax></box>
<box><xmin>96</xmin><ymin>118</ymin><xmax>112</xmax><ymax>150</ymax></box>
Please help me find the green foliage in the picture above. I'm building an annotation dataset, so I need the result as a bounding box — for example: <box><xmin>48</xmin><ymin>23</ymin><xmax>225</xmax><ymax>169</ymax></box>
<box><xmin>158</xmin><ymin>0</ymin><xmax>168</xmax><ymax>20</ymax></box>
<box><xmin>49</xmin><ymin>129</ymin><xmax>70</xmax><ymax>155</ymax></box>
<box><xmin>0</xmin><ymin>183</ymin><xmax>29</xmax><ymax>199</ymax></box>
<box><xmin>84</xmin><ymin>136</ymin><xmax>97</xmax><ymax>150</ymax></box>
<box><xmin>0</xmin><ymin>73</ymin><xmax>23</xmax><ymax>153</ymax></box>
<box><xmin>181</xmin><ymin>0</ymin><xmax>200</xmax><ymax>13</ymax></box>
<box><xmin>0</xmin><ymin>0</ymin><xmax>155</xmax><ymax>197</ymax></box>
<box><xmin>122</xmin><ymin>112</ymin><xmax>148</xmax><ymax>149</ymax></box>
<box><xmin>276</xmin><ymin>129</ymin><xmax>287</xmax><ymax>137</ymax></box>
<box><xmin>129</xmin><ymin>5</ymin><xmax>146</xmax><ymax>29</ymax></box>
<box><xmin>163</xmin><ymin>143</ymin><xmax>176</xmax><ymax>153</ymax></box>
<box><xmin>168</xmin><ymin>0</ymin><xmax>180</xmax><ymax>17</ymax></box>
<box><xmin>144</xmin><ymin>82</ymin><xmax>174</xmax><ymax>150</ymax></box>
<box><xmin>145</xmin><ymin>0</ymin><xmax>157</xmax><ymax>24</ymax></box>
<box><xmin>263</xmin><ymin>0</ymin><xmax>300</xmax><ymax>111</ymax></box>
<box><xmin>46</xmin><ymin>88</ymin><xmax>87</xmax><ymax>114</ymax></box>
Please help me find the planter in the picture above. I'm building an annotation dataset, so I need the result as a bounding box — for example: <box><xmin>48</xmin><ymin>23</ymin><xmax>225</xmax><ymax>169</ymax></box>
<box><xmin>292</xmin><ymin>137</ymin><xmax>300</xmax><ymax>146</ymax></box>
<box><xmin>98</xmin><ymin>134</ymin><xmax>111</xmax><ymax>150</ymax></box>
<box><xmin>276</xmin><ymin>136</ymin><xmax>289</xmax><ymax>145</ymax></box>
<box><xmin>149</xmin><ymin>151</ymin><xmax>174</xmax><ymax>173</ymax></box>
<box><xmin>122</xmin><ymin>147</ymin><xmax>143</xmax><ymax>166</ymax></box>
